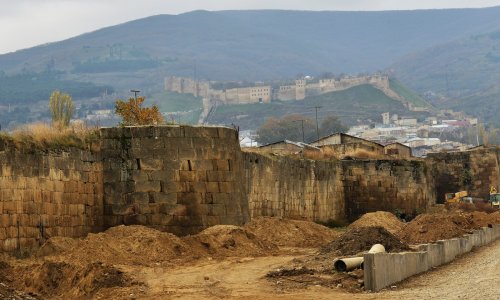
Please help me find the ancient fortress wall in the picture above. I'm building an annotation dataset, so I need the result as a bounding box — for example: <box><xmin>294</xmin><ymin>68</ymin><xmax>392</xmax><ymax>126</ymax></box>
<box><xmin>100</xmin><ymin>126</ymin><xmax>249</xmax><ymax>236</ymax></box>
<box><xmin>244</xmin><ymin>154</ymin><xmax>434</xmax><ymax>222</ymax></box>
<box><xmin>428</xmin><ymin>148</ymin><xmax>500</xmax><ymax>203</ymax></box>
<box><xmin>1</xmin><ymin>126</ymin><xmax>498</xmax><ymax>253</ymax></box>
<box><xmin>164</xmin><ymin>74</ymin><xmax>404</xmax><ymax>105</ymax></box>
<box><xmin>244</xmin><ymin>154</ymin><xmax>345</xmax><ymax>221</ymax></box>
<box><xmin>342</xmin><ymin>160</ymin><xmax>434</xmax><ymax>220</ymax></box>
<box><xmin>0</xmin><ymin>143</ymin><xmax>103</xmax><ymax>253</ymax></box>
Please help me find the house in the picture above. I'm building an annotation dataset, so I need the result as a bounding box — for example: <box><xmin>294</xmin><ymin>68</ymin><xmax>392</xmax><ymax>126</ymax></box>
<box><xmin>384</xmin><ymin>143</ymin><xmax>412</xmax><ymax>159</ymax></box>
<box><xmin>310</xmin><ymin>133</ymin><xmax>384</xmax><ymax>154</ymax></box>
<box><xmin>259</xmin><ymin>140</ymin><xmax>319</xmax><ymax>155</ymax></box>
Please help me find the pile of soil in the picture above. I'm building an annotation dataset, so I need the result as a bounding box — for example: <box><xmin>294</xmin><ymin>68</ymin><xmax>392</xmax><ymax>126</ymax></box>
<box><xmin>398</xmin><ymin>213</ymin><xmax>474</xmax><ymax>244</ymax></box>
<box><xmin>183</xmin><ymin>225</ymin><xmax>279</xmax><ymax>258</ymax></box>
<box><xmin>35</xmin><ymin>237</ymin><xmax>78</xmax><ymax>257</ymax></box>
<box><xmin>348</xmin><ymin>211</ymin><xmax>404</xmax><ymax>234</ymax></box>
<box><xmin>468</xmin><ymin>211</ymin><xmax>500</xmax><ymax>228</ymax></box>
<box><xmin>321</xmin><ymin>226</ymin><xmax>411</xmax><ymax>256</ymax></box>
<box><xmin>56</xmin><ymin>225</ymin><xmax>196</xmax><ymax>266</ymax></box>
<box><xmin>20</xmin><ymin>261</ymin><xmax>132</xmax><ymax>299</ymax></box>
<box><xmin>243</xmin><ymin>217</ymin><xmax>341</xmax><ymax>247</ymax></box>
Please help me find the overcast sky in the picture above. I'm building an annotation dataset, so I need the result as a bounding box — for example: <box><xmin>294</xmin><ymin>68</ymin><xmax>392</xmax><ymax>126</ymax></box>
<box><xmin>2</xmin><ymin>0</ymin><xmax>500</xmax><ymax>54</ymax></box>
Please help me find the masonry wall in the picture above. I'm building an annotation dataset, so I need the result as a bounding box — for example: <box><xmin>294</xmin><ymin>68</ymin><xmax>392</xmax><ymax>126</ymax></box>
<box><xmin>244</xmin><ymin>153</ymin><xmax>346</xmax><ymax>222</ymax></box>
<box><xmin>244</xmin><ymin>153</ymin><xmax>434</xmax><ymax>222</ymax></box>
<box><xmin>100</xmin><ymin>126</ymin><xmax>249</xmax><ymax>236</ymax></box>
<box><xmin>342</xmin><ymin>160</ymin><xmax>434</xmax><ymax>220</ymax></box>
<box><xmin>2</xmin><ymin>125</ymin><xmax>498</xmax><ymax>254</ymax></box>
<box><xmin>428</xmin><ymin>148</ymin><xmax>500</xmax><ymax>203</ymax></box>
<box><xmin>0</xmin><ymin>143</ymin><xmax>103</xmax><ymax>253</ymax></box>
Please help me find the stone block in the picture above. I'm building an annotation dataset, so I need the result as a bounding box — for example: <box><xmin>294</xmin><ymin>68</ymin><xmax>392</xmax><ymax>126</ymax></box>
<box><xmin>138</xmin><ymin>158</ymin><xmax>163</xmax><ymax>171</ymax></box>
<box><xmin>177</xmin><ymin>192</ymin><xmax>202</xmax><ymax>205</ymax></box>
<box><xmin>152</xmin><ymin>193</ymin><xmax>177</xmax><ymax>205</ymax></box>
<box><xmin>134</xmin><ymin>181</ymin><xmax>161</xmax><ymax>193</ymax></box>
<box><xmin>219</xmin><ymin>182</ymin><xmax>234</xmax><ymax>193</ymax></box>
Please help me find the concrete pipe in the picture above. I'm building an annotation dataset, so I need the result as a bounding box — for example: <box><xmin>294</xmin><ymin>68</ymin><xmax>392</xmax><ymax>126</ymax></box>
<box><xmin>334</xmin><ymin>257</ymin><xmax>364</xmax><ymax>272</ymax></box>
<box><xmin>368</xmin><ymin>244</ymin><xmax>386</xmax><ymax>254</ymax></box>
<box><xmin>334</xmin><ymin>244</ymin><xmax>386</xmax><ymax>272</ymax></box>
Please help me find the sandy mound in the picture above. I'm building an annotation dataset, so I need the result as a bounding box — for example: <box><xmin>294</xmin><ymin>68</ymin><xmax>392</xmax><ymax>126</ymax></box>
<box><xmin>183</xmin><ymin>225</ymin><xmax>278</xmax><ymax>258</ymax></box>
<box><xmin>243</xmin><ymin>217</ymin><xmax>341</xmax><ymax>247</ymax></box>
<box><xmin>468</xmin><ymin>211</ymin><xmax>500</xmax><ymax>228</ymax></box>
<box><xmin>21</xmin><ymin>261</ymin><xmax>132</xmax><ymax>299</ymax></box>
<box><xmin>36</xmin><ymin>236</ymin><xmax>79</xmax><ymax>257</ymax></box>
<box><xmin>321</xmin><ymin>226</ymin><xmax>410</xmax><ymax>256</ymax></box>
<box><xmin>398</xmin><ymin>213</ymin><xmax>474</xmax><ymax>244</ymax></box>
<box><xmin>58</xmin><ymin>225</ymin><xmax>196</xmax><ymax>266</ymax></box>
<box><xmin>349</xmin><ymin>211</ymin><xmax>404</xmax><ymax>234</ymax></box>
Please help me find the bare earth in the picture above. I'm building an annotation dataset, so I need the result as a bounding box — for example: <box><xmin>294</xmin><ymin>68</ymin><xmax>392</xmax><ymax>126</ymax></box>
<box><xmin>121</xmin><ymin>239</ymin><xmax>499</xmax><ymax>299</ymax></box>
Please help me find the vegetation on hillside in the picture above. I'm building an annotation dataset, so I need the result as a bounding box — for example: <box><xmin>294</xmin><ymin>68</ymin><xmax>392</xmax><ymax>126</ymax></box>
<box><xmin>388</xmin><ymin>78</ymin><xmax>432</xmax><ymax>108</ymax></box>
<box><xmin>0</xmin><ymin>72</ymin><xmax>113</xmax><ymax>104</ymax></box>
<box><xmin>209</xmin><ymin>85</ymin><xmax>429</xmax><ymax>130</ymax></box>
<box><xmin>256</xmin><ymin>114</ymin><xmax>347</xmax><ymax>145</ymax></box>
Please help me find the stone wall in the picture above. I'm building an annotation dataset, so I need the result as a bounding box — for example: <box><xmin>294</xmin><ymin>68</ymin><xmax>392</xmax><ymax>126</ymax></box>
<box><xmin>428</xmin><ymin>148</ymin><xmax>500</xmax><ymax>203</ymax></box>
<box><xmin>244</xmin><ymin>153</ymin><xmax>434</xmax><ymax>222</ymax></box>
<box><xmin>100</xmin><ymin>126</ymin><xmax>249</xmax><ymax>236</ymax></box>
<box><xmin>342</xmin><ymin>160</ymin><xmax>434</xmax><ymax>220</ymax></box>
<box><xmin>0</xmin><ymin>143</ymin><xmax>103</xmax><ymax>253</ymax></box>
<box><xmin>244</xmin><ymin>153</ymin><xmax>345</xmax><ymax>222</ymax></box>
<box><xmin>1</xmin><ymin>125</ymin><xmax>498</xmax><ymax>253</ymax></box>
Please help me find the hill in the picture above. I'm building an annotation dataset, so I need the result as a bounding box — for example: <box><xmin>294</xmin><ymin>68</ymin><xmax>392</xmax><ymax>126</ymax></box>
<box><xmin>392</xmin><ymin>30</ymin><xmax>500</xmax><ymax>126</ymax></box>
<box><xmin>207</xmin><ymin>85</ymin><xmax>429</xmax><ymax>130</ymax></box>
<box><xmin>2</xmin><ymin>7</ymin><xmax>500</xmax><ymax>103</ymax></box>
<box><xmin>392</xmin><ymin>30</ymin><xmax>500</xmax><ymax>98</ymax></box>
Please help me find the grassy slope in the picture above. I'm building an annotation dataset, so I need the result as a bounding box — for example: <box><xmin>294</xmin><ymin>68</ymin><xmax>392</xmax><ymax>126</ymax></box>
<box><xmin>389</xmin><ymin>78</ymin><xmax>432</xmax><ymax>108</ymax></box>
<box><xmin>209</xmin><ymin>84</ymin><xmax>428</xmax><ymax>130</ymax></box>
<box><xmin>146</xmin><ymin>91</ymin><xmax>203</xmax><ymax>125</ymax></box>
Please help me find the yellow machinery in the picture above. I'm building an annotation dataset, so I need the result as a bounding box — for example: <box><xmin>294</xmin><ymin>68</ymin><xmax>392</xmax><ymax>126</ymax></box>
<box><xmin>490</xmin><ymin>186</ymin><xmax>500</xmax><ymax>208</ymax></box>
<box><xmin>445</xmin><ymin>191</ymin><xmax>469</xmax><ymax>204</ymax></box>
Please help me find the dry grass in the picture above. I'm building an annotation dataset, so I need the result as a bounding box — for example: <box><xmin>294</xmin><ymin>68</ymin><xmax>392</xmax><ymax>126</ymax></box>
<box><xmin>1</xmin><ymin>122</ymin><xmax>99</xmax><ymax>151</ymax></box>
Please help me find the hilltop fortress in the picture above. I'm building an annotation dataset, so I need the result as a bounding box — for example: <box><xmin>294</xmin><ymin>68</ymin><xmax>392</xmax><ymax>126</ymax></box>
<box><xmin>164</xmin><ymin>74</ymin><xmax>423</xmax><ymax>108</ymax></box>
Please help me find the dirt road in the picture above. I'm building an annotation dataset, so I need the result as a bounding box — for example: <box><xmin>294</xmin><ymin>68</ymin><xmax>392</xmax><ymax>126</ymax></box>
<box><xmin>131</xmin><ymin>240</ymin><xmax>500</xmax><ymax>299</ymax></box>
<box><xmin>379</xmin><ymin>239</ymin><xmax>500</xmax><ymax>300</ymax></box>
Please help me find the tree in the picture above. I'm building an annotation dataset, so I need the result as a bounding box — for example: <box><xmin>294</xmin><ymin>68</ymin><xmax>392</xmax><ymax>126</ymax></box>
<box><xmin>256</xmin><ymin>114</ymin><xmax>347</xmax><ymax>145</ymax></box>
<box><xmin>49</xmin><ymin>90</ymin><xmax>74</xmax><ymax>128</ymax></box>
<box><xmin>256</xmin><ymin>114</ymin><xmax>316</xmax><ymax>145</ymax></box>
<box><xmin>319</xmin><ymin>115</ymin><xmax>348</xmax><ymax>138</ymax></box>
<box><xmin>115</xmin><ymin>96</ymin><xmax>164</xmax><ymax>126</ymax></box>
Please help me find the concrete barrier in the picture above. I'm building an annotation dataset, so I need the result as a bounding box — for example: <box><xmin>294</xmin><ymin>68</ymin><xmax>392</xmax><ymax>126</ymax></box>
<box><xmin>364</xmin><ymin>224</ymin><xmax>500</xmax><ymax>291</ymax></box>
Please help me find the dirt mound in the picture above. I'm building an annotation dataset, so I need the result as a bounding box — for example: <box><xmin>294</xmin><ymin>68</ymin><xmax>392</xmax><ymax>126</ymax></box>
<box><xmin>243</xmin><ymin>217</ymin><xmax>341</xmax><ymax>247</ymax></box>
<box><xmin>58</xmin><ymin>225</ymin><xmax>196</xmax><ymax>266</ymax></box>
<box><xmin>321</xmin><ymin>226</ymin><xmax>410</xmax><ymax>256</ymax></box>
<box><xmin>348</xmin><ymin>211</ymin><xmax>404</xmax><ymax>234</ymax></box>
<box><xmin>398</xmin><ymin>213</ymin><xmax>474</xmax><ymax>244</ymax></box>
<box><xmin>183</xmin><ymin>225</ymin><xmax>278</xmax><ymax>258</ymax></box>
<box><xmin>468</xmin><ymin>211</ymin><xmax>500</xmax><ymax>228</ymax></box>
<box><xmin>22</xmin><ymin>261</ymin><xmax>132</xmax><ymax>298</ymax></box>
<box><xmin>35</xmin><ymin>236</ymin><xmax>79</xmax><ymax>257</ymax></box>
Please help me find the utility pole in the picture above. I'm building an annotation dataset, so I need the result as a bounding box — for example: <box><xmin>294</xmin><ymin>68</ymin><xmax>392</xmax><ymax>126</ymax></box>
<box><xmin>313</xmin><ymin>106</ymin><xmax>322</xmax><ymax>141</ymax></box>
<box><xmin>130</xmin><ymin>89</ymin><xmax>141</xmax><ymax>100</ymax></box>
<box><xmin>293</xmin><ymin>119</ymin><xmax>305</xmax><ymax>142</ymax></box>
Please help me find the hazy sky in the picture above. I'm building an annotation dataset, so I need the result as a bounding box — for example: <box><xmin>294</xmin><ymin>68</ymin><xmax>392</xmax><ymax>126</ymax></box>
<box><xmin>2</xmin><ymin>0</ymin><xmax>500</xmax><ymax>54</ymax></box>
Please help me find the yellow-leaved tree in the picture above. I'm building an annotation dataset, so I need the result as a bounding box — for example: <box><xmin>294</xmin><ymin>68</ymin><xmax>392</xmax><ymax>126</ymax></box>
<box><xmin>49</xmin><ymin>90</ymin><xmax>74</xmax><ymax>128</ymax></box>
<box><xmin>115</xmin><ymin>96</ymin><xmax>164</xmax><ymax>126</ymax></box>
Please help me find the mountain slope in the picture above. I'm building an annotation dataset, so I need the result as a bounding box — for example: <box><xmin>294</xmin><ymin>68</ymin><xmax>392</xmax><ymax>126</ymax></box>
<box><xmin>392</xmin><ymin>30</ymin><xmax>500</xmax><ymax>97</ymax></box>
<box><xmin>208</xmin><ymin>85</ymin><xmax>429</xmax><ymax>130</ymax></box>
<box><xmin>2</xmin><ymin>7</ymin><xmax>500</xmax><ymax>82</ymax></box>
